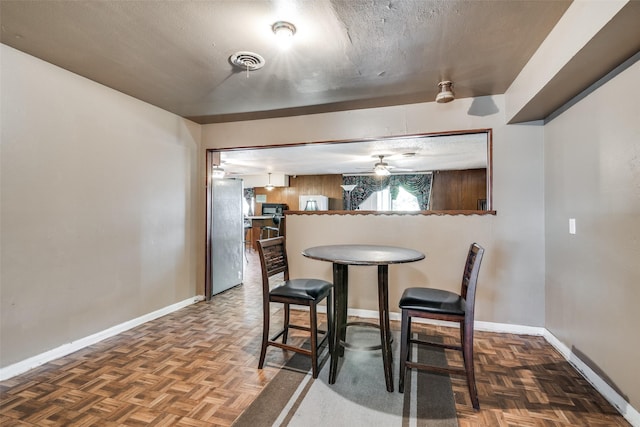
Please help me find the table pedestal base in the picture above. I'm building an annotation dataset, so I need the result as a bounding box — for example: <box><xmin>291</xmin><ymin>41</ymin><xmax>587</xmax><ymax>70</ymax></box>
<box><xmin>330</xmin><ymin>264</ymin><xmax>394</xmax><ymax>392</ymax></box>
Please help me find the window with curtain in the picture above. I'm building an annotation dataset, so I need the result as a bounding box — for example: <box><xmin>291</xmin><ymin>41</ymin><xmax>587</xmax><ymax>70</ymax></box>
<box><xmin>343</xmin><ymin>173</ymin><xmax>432</xmax><ymax>211</ymax></box>
<box><xmin>358</xmin><ymin>187</ymin><xmax>421</xmax><ymax>211</ymax></box>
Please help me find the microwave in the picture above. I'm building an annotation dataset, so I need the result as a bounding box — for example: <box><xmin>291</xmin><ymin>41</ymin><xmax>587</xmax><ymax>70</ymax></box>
<box><xmin>261</xmin><ymin>203</ymin><xmax>287</xmax><ymax>216</ymax></box>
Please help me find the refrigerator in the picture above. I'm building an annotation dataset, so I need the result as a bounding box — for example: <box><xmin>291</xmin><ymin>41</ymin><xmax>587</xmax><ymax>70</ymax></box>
<box><xmin>210</xmin><ymin>178</ymin><xmax>244</xmax><ymax>296</ymax></box>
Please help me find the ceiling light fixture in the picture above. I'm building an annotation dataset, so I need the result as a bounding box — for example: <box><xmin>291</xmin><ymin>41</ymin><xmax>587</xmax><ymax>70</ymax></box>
<box><xmin>265</xmin><ymin>172</ymin><xmax>274</xmax><ymax>191</ymax></box>
<box><xmin>436</xmin><ymin>81</ymin><xmax>454</xmax><ymax>103</ymax></box>
<box><xmin>374</xmin><ymin>166</ymin><xmax>391</xmax><ymax>176</ymax></box>
<box><xmin>373</xmin><ymin>156</ymin><xmax>391</xmax><ymax>176</ymax></box>
<box><xmin>272</xmin><ymin>21</ymin><xmax>296</xmax><ymax>38</ymax></box>
<box><xmin>212</xmin><ymin>165</ymin><xmax>225</xmax><ymax>179</ymax></box>
<box><xmin>272</xmin><ymin>21</ymin><xmax>296</xmax><ymax>49</ymax></box>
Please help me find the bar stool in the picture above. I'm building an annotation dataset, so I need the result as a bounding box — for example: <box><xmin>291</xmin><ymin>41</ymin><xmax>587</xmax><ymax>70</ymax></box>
<box><xmin>243</xmin><ymin>218</ymin><xmax>253</xmax><ymax>261</ymax></box>
<box><xmin>260</xmin><ymin>215</ymin><xmax>281</xmax><ymax>239</ymax></box>
<box><xmin>398</xmin><ymin>243</ymin><xmax>485</xmax><ymax>409</ymax></box>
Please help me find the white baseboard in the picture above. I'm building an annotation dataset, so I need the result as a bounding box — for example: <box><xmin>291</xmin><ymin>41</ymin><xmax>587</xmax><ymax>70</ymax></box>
<box><xmin>348</xmin><ymin>307</ymin><xmax>546</xmax><ymax>335</ymax></box>
<box><xmin>346</xmin><ymin>308</ymin><xmax>638</xmax><ymax>426</ymax></box>
<box><xmin>2</xmin><ymin>299</ymin><xmax>637</xmax><ymax>426</ymax></box>
<box><xmin>543</xmin><ymin>330</ymin><xmax>639</xmax><ymax>427</ymax></box>
<box><xmin>0</xmin><ymin>295</ymin><xmax>204</xmax><ymax>381</ymax></box>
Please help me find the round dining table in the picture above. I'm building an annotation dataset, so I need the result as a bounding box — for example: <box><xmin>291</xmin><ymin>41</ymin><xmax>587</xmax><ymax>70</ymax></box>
<box><xmin>302</xmin><ymin>244</ymin><xmax>425</xmax><ymax>392</ymax></box>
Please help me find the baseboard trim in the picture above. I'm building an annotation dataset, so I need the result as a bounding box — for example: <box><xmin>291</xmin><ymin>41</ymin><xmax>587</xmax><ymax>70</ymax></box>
<box><xmin>0</xmin><ymin>295</ymin><xmax>204</xmax><ymax>381</ymax></box>
<box><xmin>543</xmin><ymin>330</ymin><xmax>639</xmax><ymax>427</ymax></box>
<box><xmin>2</xmin><ymin>300</ymin><xmax>637</xmax><ymax>426</ymax></box>
<box><xmin>347</xmin><ymin>307</ymin><xmax>638</xmax><ymax>426</ymax></box>
<box><xmin>347</xmin><ymin>307</ymin><xmax>546</xmax><ymax>335</ymax></box>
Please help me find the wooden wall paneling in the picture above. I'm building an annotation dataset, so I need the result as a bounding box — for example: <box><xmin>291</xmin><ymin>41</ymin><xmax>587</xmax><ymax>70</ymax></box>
<box><xmin>430</xmin><ymin>169</ymin><xmax>486</xmax><ymax>210</ymax></box>
<box><xmin>254</xmin><ymin>175</ymin><xmax>343</xmax><ymax>210</ymax></box>
<box><xmin>292</xmin><ymin>175</ymin><xmax>344</xmax><ymax>210</ymax></box>
<box><xmin>430</xmin><ymin>171</ymin><xmax>451</xmax><ymax>210</ymax></box>
<box><xmin>253</xmin><ymin>171</ymin><xmax>485</xmax><ymax>212</ymax></box>
<box><xmin>462</xmin><ymin>169</ymin><xmax>487</xmax><ymax>210</ymax></box>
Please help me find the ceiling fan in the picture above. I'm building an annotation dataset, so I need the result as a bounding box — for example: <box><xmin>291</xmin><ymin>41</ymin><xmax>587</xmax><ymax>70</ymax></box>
<box><xmin>373</xmin><ymin>155</ymin><xmax>392</xmax><ymax>176</ymax></box>
<box><xmin>211</xmin><ymin>159</ymin><xmax>248</xmax><ymax>179</ymax></box>
<box><xmin>367</xmin><ymin>155</ymin><xmax>413</xmax><ymax>176</ymax></box>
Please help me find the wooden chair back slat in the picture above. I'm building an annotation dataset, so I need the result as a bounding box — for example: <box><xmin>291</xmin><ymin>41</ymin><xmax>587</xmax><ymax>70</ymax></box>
<box><xmin>255</xmin><ymin>236</ymin><xmax>333</xmax><ymax>379</ymax></box>
<box><xmin>257</xmin><ymin>237</ymin><xmax>290</xmax><ymax>295</ymax></box>
<box><xmin>399</xmin><ymin>242</ymin><xmax>485</xmax><ymax>409</ymax></box>
<box><xmin>460</xmin><ymin>243</ymin><xmax>484</xmax><ymax>302</ymax></box>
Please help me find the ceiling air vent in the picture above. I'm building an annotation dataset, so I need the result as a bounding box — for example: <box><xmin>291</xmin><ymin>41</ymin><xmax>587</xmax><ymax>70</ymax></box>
<box><xmin>229</xmin><ymin>51</ymin><xmax>265</xmax><ymax>71</ymax></box>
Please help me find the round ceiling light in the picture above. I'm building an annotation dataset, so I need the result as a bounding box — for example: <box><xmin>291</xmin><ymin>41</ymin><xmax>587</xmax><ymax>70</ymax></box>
<box><xmin>272</xmin><ymin>21</ymin><xmax>296</xmax><ymax>38</ymax></box>
<box><xmin>272</xmin><ymin>21</ymin><xmax>296</xmax><ymax>49</ymax></box>
<box><xmin>436</xmin><ymin>81</ymin><xmax>455</xmax><ymax>103</ymax></box>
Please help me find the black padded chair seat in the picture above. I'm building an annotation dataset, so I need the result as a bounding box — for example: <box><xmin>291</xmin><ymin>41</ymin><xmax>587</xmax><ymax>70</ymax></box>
<box><xmin>271</xmin><ymin>278</ymin><xmax>332</xmax><ymax>301</ymax></box>
<box><xmin>399</xmin><ymin>287</ymin><xmax>466</xmax><ymax>316</ymax></box>
<box><xmin>257</xmin><ymin>236</ymin><xmax>333</xmax><ymax>379</ymax></box>
<box><xmin>398</xmin><ymin>243</ymin><xmax>484</xmax><ymax>410</ymax></box>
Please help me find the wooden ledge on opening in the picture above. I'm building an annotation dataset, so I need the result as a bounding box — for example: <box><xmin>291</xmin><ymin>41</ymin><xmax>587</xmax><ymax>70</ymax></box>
<box><xmin>285</xmin><ymin>210</ymin><xmax>497</xmax><ymax>216</ymax></box>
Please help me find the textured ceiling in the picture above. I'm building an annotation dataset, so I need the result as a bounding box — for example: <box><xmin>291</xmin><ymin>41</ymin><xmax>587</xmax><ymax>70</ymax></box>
<box><xmin>1</xmin><ymin>0</ymin><xmax>572</xmax><ymax>124</ymax></box>
<box><xmin>219</xmin><ymin>132</ymin><xmax>488</xmax><ymax>176</ymax></box>
<box><xmin>4</xmin><ymin>1</ymin><xmax>639</xmax><ymax>176</ymax></box>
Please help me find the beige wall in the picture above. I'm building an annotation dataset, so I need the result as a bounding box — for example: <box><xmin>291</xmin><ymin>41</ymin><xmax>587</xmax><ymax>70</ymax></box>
<box><xmin>0</xmin><ymin>45</ymin><xmax>202</xmax><ymax>366</ymax></box>
<box><xmin>2</xmin><ymin>34</ymin><xmax>637</xmax><ymax>415</ymax></box>
<box><xmin>544</xmin><ymin>59</ymin><xmax>640</xmax><ymax>408</ymax></box>
<box><xmin>202</xmin><ymin>95</ymin><xmax>546</xmax><ymax>326</ymax></box>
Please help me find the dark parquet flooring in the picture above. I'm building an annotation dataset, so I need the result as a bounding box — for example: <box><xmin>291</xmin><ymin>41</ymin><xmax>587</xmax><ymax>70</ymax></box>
<box><xmin>0</xmin><ymin>250</ymin><xmax>630</xmax><ymax>426</ymax></box>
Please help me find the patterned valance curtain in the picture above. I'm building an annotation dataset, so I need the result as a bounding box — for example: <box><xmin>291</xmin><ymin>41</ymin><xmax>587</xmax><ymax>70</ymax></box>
<box><xmin>243</xmin><ymin>187</ymin><xmax>255</xmax><ymax>202</ymax></box>
<box><xmin>343</xmin><ymin>175</ymin><xmax>387</xmax><ymax>209</ymax></box>
<box><xmin>343</xmin><ymin>174</ymin><xmax>432</xmax><ymax>210</ymax></box>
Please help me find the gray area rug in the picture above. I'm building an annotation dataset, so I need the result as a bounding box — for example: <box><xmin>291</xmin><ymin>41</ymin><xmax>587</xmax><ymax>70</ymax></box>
<box><xmin>234</xmin><ymin>328</ymin><xmax>458</xmax><ymax>427</ymax></box>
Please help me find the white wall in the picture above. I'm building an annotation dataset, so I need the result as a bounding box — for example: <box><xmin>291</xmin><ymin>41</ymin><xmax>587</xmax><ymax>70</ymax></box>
<box><xmin>0</xmin><ymin>45</ymin><xmax>202</xmax><ymax>367</ymax></box>
<box><xmin>202</xmin><ymin>95</ymin><xmax>546</xmax><ymax>326</ymax></box>
<box><xmin>544</xmin><ymin>59</ymin><xmax>640</xmax><ymax>409</ymax></box>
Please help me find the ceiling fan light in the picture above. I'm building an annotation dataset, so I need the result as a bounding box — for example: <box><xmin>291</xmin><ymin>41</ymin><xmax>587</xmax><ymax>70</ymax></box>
<box><xmin>436</xmin><ymin>80</ymin><xmax>454</xmax><ymax>103</ymax></box>
<box><xmin>212</xmin><ymin>166</ymin><xmax>226</xmax><ymax>179</ymax></box>
<box><xmin>372</xmin><ymin>155</ymin><xmax>391</xmax><ymax>176</ymax></box>
<box><xmin>374</xmin><ymin>165</ymin><xmax>391</xmax><ymax>176</ymax></box>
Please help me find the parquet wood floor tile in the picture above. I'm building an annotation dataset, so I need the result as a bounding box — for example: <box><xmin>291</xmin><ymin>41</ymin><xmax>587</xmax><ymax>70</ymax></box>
<box><xmin>0</xmin><ymin>250</ymin><xmax>631</xmax><ymax>426</ymax></box>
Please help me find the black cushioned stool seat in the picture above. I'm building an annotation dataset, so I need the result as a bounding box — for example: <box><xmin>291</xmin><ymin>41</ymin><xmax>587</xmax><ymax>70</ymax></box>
<box><xmin>398</xmin><ymin>243</ymin><xmax>484</xmax><ymax>410</ymax></box>
<box><xmin>270</xmin><ymin>278</ymin><xmax>332</xmax><ymax>301</ymax></box>
<box><xmin>257</xmin><ymin>237</ymin><xmax>333</xmax><ymax>379</ymax></box>
<box><xmin>399</xmin><ymin>288</ymin><xmax>465</xmax><ymax>316</ymax></box>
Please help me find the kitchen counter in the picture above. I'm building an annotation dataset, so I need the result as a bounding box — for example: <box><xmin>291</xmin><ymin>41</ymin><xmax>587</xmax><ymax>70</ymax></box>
<box><xmin>245</xmin><ymin>215</ymin><xmax>285</xmax><ymax>249</ymax></box>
